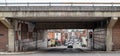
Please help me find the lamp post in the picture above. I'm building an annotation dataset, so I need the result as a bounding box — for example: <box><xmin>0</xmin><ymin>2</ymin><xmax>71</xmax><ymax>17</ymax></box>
<box><xmin>5</xmin><ymin>0</ymin><xmax>7</xmax><ymax>6</ymax></box>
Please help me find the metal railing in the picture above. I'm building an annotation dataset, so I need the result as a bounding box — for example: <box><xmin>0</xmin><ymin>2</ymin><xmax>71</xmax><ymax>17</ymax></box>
<box><xmin>0</xmin><ymin>2</ymin><xmax>120</xmax><ymax>6</ymax></box>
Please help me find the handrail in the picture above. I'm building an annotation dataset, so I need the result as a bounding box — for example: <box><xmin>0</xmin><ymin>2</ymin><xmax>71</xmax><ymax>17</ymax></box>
<box><xmin>0</xmin><ymin>2</ymin><xmax>120</xmax><ymax>6</ymax></box>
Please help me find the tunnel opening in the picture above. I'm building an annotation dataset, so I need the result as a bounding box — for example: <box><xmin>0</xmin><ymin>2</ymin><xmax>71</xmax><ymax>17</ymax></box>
<box><xmin>6</xmin><ymin>17</ymin><xmax>109</xmax><ymax>52</ymax></box>
<box><xmin>47</xmin><ymin>29</ymin><xmax>93</xmax><ymax>49</ymax></box>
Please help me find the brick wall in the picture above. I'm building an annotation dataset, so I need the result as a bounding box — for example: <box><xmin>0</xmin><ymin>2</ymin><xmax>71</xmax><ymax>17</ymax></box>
<box><xmin>0</xmin><ymin>22</ymin><xmax>8</xmax><ymax>51</ymax></box>
<box><xmin>112</xmin><ymin>19</ymin><xmax>120</xmax><ymax>50</ymax></box>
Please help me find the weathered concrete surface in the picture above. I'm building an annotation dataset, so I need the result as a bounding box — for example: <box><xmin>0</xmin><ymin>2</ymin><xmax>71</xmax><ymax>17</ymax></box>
<box><xmin>0</xmin><ymin>6</ymin><xmax>119</xmax><ymax>19</ymax></box>
<box><xmin>0</xmin><ymin>17</ymin><xmax>12</xmax><ymax>28</ymax></box>
<box><xmin>0</xmin><ymin>6</ymin><xmax>120</xmax><ymax>12</ymax></box>
<box><xmin>0</xmin><ymin>6</ymin><xmax>120</xmax><ymax>18</ymax></box>
<box><xmin>0</xmin><ymin>12</ymin><xmax>120</xmax><ymax>17</ymax></box>
<box><xmin>8</xmin><ymin>29</ymin><xmax>15</xmax><ymax>52</ymax></box>
<box><xmin>106</xmin><ymin>17</ymin><xmax>118</xmax><ymax>51</ymax></box>
<box><xmin>36</xmin><ymin>22</ymin><xmax>97</xmax><ymax>29</ymax></box>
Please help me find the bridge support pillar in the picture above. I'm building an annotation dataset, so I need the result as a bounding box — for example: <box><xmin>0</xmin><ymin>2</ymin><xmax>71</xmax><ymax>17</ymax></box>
<box><xmin>0</xmin><ymin>17</ymin><xmax>15</xmax><ymax>52</ymax></box>
<box><xmin>8</xmin><ymin>29</ymin><xmax>15</xmax><ymax>52</ymax></box>
<box><xmin>106</xmin><ymin>17</ymin><xmax>118</xmax><ymax>51</ymax></box>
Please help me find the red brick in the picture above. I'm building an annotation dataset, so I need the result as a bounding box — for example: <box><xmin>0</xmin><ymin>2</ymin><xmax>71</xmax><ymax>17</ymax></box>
<box><xmin>0</xmin><ymin>22</ymin><xmax>8</xmax><ymax>51</ymax></box>
<box><xmin>113</xmin><ymin>19</ymin><xmax>120</xmax><ymax>50</ymax></box>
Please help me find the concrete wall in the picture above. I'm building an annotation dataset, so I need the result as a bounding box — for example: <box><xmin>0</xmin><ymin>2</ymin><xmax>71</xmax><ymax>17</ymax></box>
<box><xmin>93</xmin><ymin>28</ymin><xmax>106</xmax><ymax>51</ymax></box>
<box><xmin>0</xmin><ymin>6</ymin><xmax>120</xmax><ymax>12</ymax></box>
<box><xmin>37</xmin><ymin>30</ymin><xmax>48</xmax><ymax>49</ymax></box>
<box><xmin>112</xmin><ymin>18</ymin><xmax>120</xmax><ymax>50</ymax></box>
<box><xmin>36</xmin><ymin>22</ymin><xmax>96</xmax><ymax>29</ymax></box>
<box><xmin>16</xmin><ymin>22</ymin><xmax>48</xmax><ymax>51</ymax></box>
<box><xmin>0</xmin><ymin>21</ymin><xmax>8</xmax><ymax>51</ymax></box>
<box><xmin>21</xmin><ymin>23</ymin><xmax>28</xmax><ymax>39</ymax></box>
<box><xmin>21</xmin><ymin>30</ymin><xmax>47</xmax><ymax>51</ymax></box>
<box><xmin>93</xmin><ymin>20</ymin><xmax>107</xmax><ymax>51</ymax></box>
<box><xmin>0</xmin><ymin>12</ymin><xmax>120</xmax><ymax>17</ymax></box>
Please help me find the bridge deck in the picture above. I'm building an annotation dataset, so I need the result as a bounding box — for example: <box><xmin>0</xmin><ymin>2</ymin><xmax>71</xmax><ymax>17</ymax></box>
<box><xmin>0</xmin><ymin>6</ymin><xmax>120</xmax><ymax>12</ymax></box>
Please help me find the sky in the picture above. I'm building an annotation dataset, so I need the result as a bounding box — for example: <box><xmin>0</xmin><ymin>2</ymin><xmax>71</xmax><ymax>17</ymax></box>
<box><xmin>0</xmin><ymin>0</ymin><xmax>120</xmax><ymax>3</ymax></box>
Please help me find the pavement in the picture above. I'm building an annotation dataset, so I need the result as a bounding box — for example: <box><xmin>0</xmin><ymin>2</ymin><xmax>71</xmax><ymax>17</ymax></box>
<box><xmin>1</xmin><ymin>52</ymin><xmax>120</xmax><ymax>56</ymax></box>
<box><xmin>0</xmin><ymin>51</ymin><xmax>38</xmax><ymax>55</ymax></box>
<box><xmin>1</xmin><ymin>49</ymin><xmax>120</xmax><ymax>56</ymax></box>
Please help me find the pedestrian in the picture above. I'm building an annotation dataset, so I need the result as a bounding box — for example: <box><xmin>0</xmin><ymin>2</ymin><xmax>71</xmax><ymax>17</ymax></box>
<box><xmin>48</xmin><ymin>39</ymin><xmax>51</xmax><ymax>47</ymax></box>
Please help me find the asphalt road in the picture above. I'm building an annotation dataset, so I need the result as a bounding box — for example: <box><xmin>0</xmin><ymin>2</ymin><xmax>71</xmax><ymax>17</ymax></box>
<box><xmin>1</xmin><ymin>49</ymin><xmax>120</xmax><ymax>56</ymax></box>
<box><xmin>1</xmin><ymin>52</ymin><xmax>120</xmax><ymax>56</ymax></box>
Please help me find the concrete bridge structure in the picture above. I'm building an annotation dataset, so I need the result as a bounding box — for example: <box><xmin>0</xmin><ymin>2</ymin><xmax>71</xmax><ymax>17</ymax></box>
<box><xmin>0</xmin><ymin>2</ymin><xmax>120</xmax><ymax>52</ymax></box>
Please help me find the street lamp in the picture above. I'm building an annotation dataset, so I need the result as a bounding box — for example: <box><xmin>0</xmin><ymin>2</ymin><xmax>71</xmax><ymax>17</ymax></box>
<box><xmin>5</xmin><ymin>0</ymin><xmax>7</xmax><ymax>6</ymax></box>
